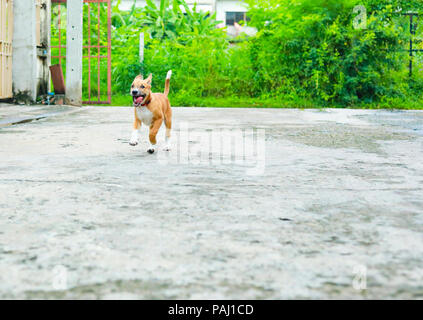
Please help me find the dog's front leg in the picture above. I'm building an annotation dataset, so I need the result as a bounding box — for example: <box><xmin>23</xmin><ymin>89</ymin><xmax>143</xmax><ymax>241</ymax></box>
<box><xmin>130</xmin><ymin>117</ymin><xmax>141</xmax><ymax>146</ymax></box>
<box><xmin>147</xmin><ymin>118</ymin><xmax>163</xmax><ymax>154</ymax></box>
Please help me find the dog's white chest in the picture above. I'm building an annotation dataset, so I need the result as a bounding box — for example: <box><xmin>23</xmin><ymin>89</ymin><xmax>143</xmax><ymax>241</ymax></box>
<box><xmin>136</xmin><ymin>106</ymin><xmax>153</xmax><ymax>126</ymax></box>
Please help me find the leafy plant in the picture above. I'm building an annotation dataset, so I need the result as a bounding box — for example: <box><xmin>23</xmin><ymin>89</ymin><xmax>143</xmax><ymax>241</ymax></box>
<box><xmin>52</xmin><ymin>0</ymin><xmax>423</xmax><ymax>108</ymax></box>
<box><xmin>243</xmin><ymin>0</ymin><xmax>423</xmax><ymax>105</ymax></box>
<box><xmin>140</xmin><ymin>0</ymin><xmax>221</xmax><ymax>40</ymax></box>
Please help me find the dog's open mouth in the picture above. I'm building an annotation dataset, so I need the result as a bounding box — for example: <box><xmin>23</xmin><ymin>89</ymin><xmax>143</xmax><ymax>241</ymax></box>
<box><xmin>133</xmin><ymin>94</ymin><xmax>146</xmax><ymax>106</ymax></box>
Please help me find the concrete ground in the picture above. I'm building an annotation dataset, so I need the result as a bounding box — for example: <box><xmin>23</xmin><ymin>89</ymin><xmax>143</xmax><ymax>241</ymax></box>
<box><xmin>0</xmin><ymin>105</ymin><xmax>422</xmax><ymax>299</ymax></box>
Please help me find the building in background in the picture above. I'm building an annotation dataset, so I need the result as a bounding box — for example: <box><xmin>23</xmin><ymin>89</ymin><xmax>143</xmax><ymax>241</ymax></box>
<box><xmin>119</xmin><ymin>0</ymin><xmax>256</xmax><ymax>37</ymax></box>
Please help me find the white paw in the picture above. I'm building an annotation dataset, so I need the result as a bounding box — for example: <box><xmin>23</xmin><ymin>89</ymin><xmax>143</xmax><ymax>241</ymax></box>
<box><xmin>163</xmin><ymin>144</ymin><xmax>171</xmax><ymax>151</ymax></box>
<box><xmin>129</xmin><ymin>130</ymin><xmax>139</xmax><ymax>146</ymax></box>
<box><xmin>147</xmin><ymin>144</ymin><xmax>156</xmax><ymax>154</ymax></box>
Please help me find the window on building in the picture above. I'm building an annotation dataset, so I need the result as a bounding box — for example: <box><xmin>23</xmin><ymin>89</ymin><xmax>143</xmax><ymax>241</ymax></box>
<box><xmin>225</xmin><ymin>12</ymin><xmax>249</xmax><ymax>26</ymax></box>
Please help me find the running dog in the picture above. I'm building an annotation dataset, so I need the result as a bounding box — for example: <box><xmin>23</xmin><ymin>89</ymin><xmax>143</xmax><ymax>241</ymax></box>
<box><xmin>129</xmin><ymin>71</ymin><xmax>172</xmax><ymax>153</ymax></box>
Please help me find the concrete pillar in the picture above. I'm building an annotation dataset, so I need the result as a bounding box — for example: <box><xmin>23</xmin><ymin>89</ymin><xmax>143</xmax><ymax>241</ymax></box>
<box><xmin>65</xmin><ymin>0</ymin><xmax>83</xmax><ymax>106</ymax></box>
<box><xmin>37</xmin><ymin>0</ymin><xmax>51</xmax><ymax>96</ymax></box>
<box><xmin>12</xmin><ymin>0</ymin><xmax>51</xmax><ymax>104</ymax></box>
<box><xmin>12</xmin><ymin>0</ymin><xmax>38</xmax><ymax>103</ymax></box>
<box><xmin>45</xmin><ymin>0</ymin><xmax>51</xmax><ymax>94</ymax></box>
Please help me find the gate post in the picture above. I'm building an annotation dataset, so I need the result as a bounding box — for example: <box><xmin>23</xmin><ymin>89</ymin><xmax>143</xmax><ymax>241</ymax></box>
<box><xmin>65</xmin><ymin>0</ymin><xmax>83</xmax><ymax>106</ymax></box>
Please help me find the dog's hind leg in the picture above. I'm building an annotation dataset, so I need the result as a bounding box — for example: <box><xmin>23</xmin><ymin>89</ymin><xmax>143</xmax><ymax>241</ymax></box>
<box><xmin>148</xmin><ymin>118</ymin><xmax>163</xmax><ymax>154</ymax></box>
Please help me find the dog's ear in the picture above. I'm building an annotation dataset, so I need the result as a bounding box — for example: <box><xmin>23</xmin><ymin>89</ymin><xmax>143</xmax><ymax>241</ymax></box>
<box><xmin>146</xmin><ymin>73</ymin><xmax>152</xmax><ymax>85</ymax></box>
<box><xmin>135</xmin><ymin>74</ymin><xmax>143</xmax><ymax>80</ymax></box>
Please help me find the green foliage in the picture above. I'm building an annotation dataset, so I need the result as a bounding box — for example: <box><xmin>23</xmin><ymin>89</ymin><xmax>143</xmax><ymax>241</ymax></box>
<box><xmin>110</xmin><ymin>0</ymin><xmax>226</xmax><ymax>96</ymax></box>
<box><xmin>243</xmin><ymin>0</ymin><xmax>423</xmax><ymax>105</ymax></box>
<box><xmin>141</xmin><ymin>0</ymin><xmax>220</xmax><ymax>39</ymax></box>
<box><xmin>110</xmin><ymin>0</ymin><xmax>423</xmax><ymax>107</ymax></box>
<box><xmin>53</xmin><ymin>0</ymin><xmax>423</xmax><ymax>107</ymax></box>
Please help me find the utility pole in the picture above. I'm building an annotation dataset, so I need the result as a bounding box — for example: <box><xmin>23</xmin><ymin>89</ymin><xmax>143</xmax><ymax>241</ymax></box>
<box><xmin>139</xmin><ymin>32</ymin><xmax>144</xmax><ymax>76</ymax></box>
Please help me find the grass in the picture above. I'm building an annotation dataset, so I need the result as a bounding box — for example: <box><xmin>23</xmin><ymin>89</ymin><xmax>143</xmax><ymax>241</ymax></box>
<box><xmin>87</xmin><ymin>93</ymin><xmax>423</xmax><ymax>110</ymax></box>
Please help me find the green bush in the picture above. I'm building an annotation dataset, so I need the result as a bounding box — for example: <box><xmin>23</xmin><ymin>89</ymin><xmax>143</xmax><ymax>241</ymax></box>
<box><xmin>111</xmin><ymin>0</ymin><xmax>227</xmax><ymax>96</ymax></box>
<box><xmin>244</xmin><ymin>0</ymin><xmax>423</xmax><ymax>105</ymax></box>
<box><xmin>50</xmin><ymin>0</ymin><xmax>423</xmax><ymax>107</ymax></box>
<box><xmin>109</xmin><ymin>0</ymin><xmax>423</xmax><ymax>107</ymax></box>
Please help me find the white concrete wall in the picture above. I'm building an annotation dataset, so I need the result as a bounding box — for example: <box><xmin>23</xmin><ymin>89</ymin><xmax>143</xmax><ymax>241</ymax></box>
<box><xmin>12</xmin><ymin>0</ymin><xmax>51</xmax><ymax>103</ymax></box>
<box><xmin>118</xmin><ymin>0</ymin><xmax>153</xmax><ymax>10</ymax></box>
<box><xmin>216</xmin><ymin>0</ymin><xmax>256</xmax><ymax>37</ymax></box>
<box><xmin>215</xmin><ymin>0</ymin><xmax>247</xmax><ymax>24</ymax></box>
<box><xmin>12</xmin><ymin>0</ymin><xmax>38</xmax><ymax>102</ymax></box>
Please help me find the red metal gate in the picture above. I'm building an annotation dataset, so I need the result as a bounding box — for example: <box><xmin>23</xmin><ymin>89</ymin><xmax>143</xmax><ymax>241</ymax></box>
<box><xmin>51</xmin><ymin>0</ymin><xmax>111</xmax><ymax>104</ymax></box>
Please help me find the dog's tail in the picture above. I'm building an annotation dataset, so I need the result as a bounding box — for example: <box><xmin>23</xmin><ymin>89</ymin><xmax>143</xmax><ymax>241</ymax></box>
<box><xmin>164</xmin><ymin>70</ymin><xmax>172</xmax><ymax>97</ymax></box>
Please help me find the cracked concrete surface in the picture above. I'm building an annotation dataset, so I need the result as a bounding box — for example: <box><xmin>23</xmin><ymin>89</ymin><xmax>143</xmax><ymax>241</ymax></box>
<box><xmin>0</xmin><ymin>106</ymin><xmax>422</xmax><ymax>299</ymax></box>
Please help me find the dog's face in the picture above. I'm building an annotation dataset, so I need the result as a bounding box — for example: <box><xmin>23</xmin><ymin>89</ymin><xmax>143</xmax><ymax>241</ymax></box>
<box><xmin>131</xmin><ymin>74</ymin><xmax>152</xmax><ymax>106</ymax></box>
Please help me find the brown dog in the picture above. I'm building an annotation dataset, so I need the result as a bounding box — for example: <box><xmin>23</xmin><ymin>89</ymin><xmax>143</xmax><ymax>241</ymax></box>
<box><xmin>129</xmin><ymin>71</ymin><xmax>172</xmax><ymax>153</ymax></box>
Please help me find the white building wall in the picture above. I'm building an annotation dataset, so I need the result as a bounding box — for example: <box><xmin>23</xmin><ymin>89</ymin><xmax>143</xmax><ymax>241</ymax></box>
<box><xmin>215</xmin><ymin>0</ymin><xmax>247</xmax><ymax>24</ymax></box>
<box><xmin>118</xmin><ymin>0</ymin><xmax>145</xmax><ymax>10</ymax></box>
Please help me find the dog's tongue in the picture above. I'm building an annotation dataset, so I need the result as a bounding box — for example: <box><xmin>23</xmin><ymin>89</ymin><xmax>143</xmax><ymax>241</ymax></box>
<box><xmin>135</xmin><ymin>96</ymin><xmax>144</xmax><ymax>105</ymax></box>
